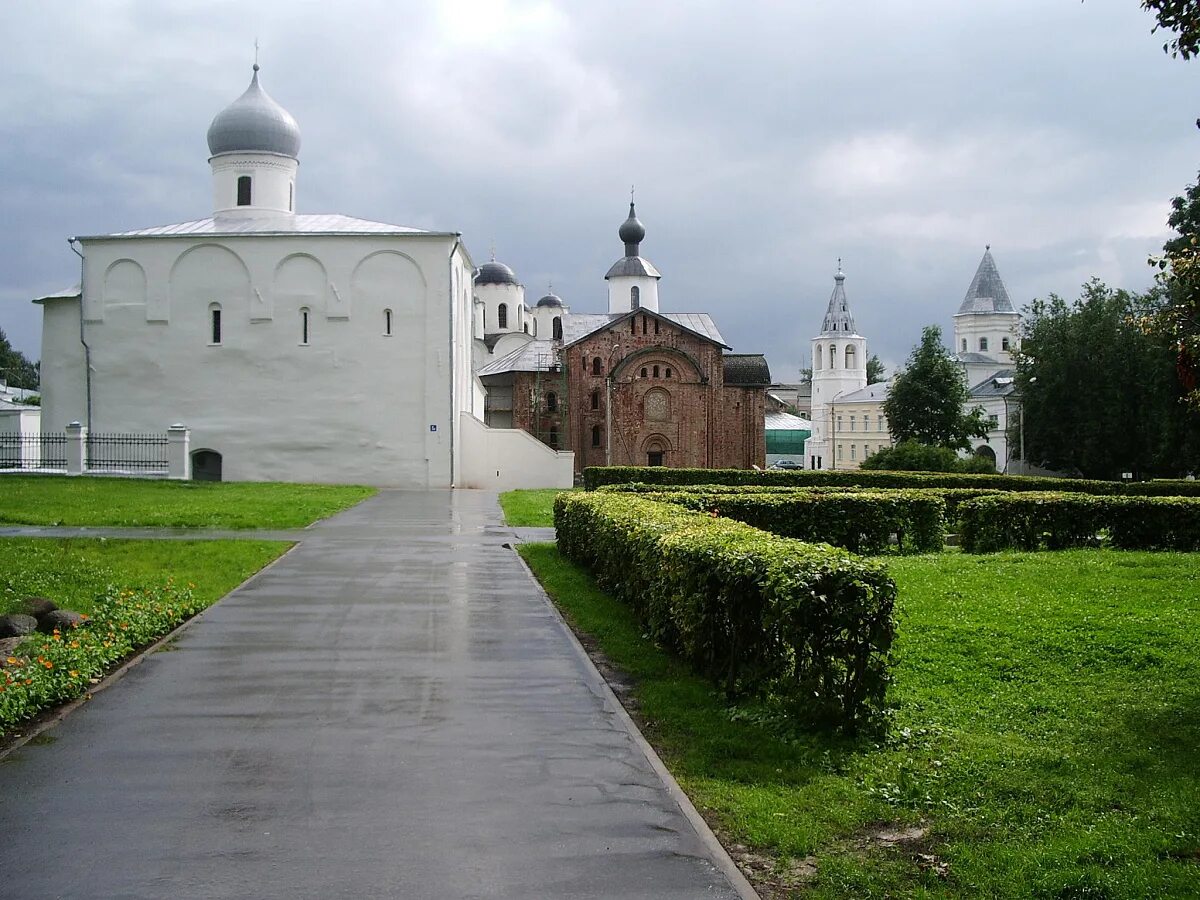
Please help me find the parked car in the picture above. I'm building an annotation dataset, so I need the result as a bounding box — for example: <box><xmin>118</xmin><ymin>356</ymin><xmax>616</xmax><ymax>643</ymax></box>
<box><xmin>769</xmin><ymin>459</ymin><xmax>800</xmax><ymax>470</ymax></box>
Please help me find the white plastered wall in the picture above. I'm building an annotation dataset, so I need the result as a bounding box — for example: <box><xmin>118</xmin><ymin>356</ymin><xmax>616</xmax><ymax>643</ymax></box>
<box><xmin>49</xmin><ymin>231</ymin><xmax>470</xmax><ymax>485</ymax></box>
<box><xmin>458</xmin><ymin>412</ymin><xmax>574</xmax><ymax>490</ymax></box>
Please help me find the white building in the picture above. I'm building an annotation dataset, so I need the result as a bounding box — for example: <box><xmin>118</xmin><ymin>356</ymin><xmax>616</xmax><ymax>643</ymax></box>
<box><xmin>34</xmin><ymin>64</ymin><xmax>574</xmax><ymax>488</ymax></box>
<box><xmin>803</xmin><ymin>266</ymin><xmax>868</xmax><ymax>470</ymax></box>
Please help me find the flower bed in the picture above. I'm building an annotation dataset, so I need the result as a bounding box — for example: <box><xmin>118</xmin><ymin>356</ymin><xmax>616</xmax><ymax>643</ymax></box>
<box><xmin>1</xmin><ymin>581</ymin><xmax>199</xmax><ymax>735</ymax></box>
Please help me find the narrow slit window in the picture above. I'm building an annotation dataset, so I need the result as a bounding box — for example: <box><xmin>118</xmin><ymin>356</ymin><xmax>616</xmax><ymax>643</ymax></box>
<box><xmin>210</xmin><ymin>307</ymin><xmax>222</xmax><ymax>345</ymax></box>
<box><xmin>653</xmin><ymin>365</ymin><xmax>659</xmax><ymax>378</ymax></box>
<box><xmin>384</xmin><ymin>309</ymin><xmax>393</xmax><ymax>336</ymax></box>
<box><xmin>665</xmin><ymin>367</ymin><xmax>672</xmax><ymax>378</ymax></box>
<box><xmin>640</xmin><ymin>367</ymin><xmax>648</xmax><ymax>378</ymax></box>
<box><xmin>300</xmin><ymin>307</ymin><xmax>310</xmax><ymax>345</ymax></box>
<box><xmin>592</xmin><ymin>357</ymin><xmax>602</xmax><ymax>376</ymax></box>
<box><xmin>498</xmin><ymin>303</ymin><xmax>508</xmax><ymax>329</ymax></box>
<box><xmin>552</xmin><ymin>316</ymin><xmax>562</xmax><ymax>340</ymax></box>
<box><xmin>592</xmin><ymin>425</ymin><xmax>601</xmax><ymax>447</ymax></box>
<box><xmin>642</xmin><ymin>316</ymin><xmax>648</xmax><ymax>335</ymax></box>
<box><xmin>546</xmin><ymin>392</ymin><xmax>558</xmax><ymax>412</ymax></box>
<box><xmin>654</xmin><ymin>319</ymin><xmax>660</xmax><ymax>335</ymax></box>
<box><xmin>288</xmin><ymin>182</ymin><xmax>294</xmax><ymax>211</ymax></box>
<box><xmin>549</xmin><ymin>427</ymin><xmax>559</xmax><ymax>449</ymax></box>
<box><xmin>237</xmin><ymin>175</ymin><xmax>252</xmax><ymax>207</ymax></box>
<box><xmin>631</xmin><ymin>286</ymin><xmax>640</xmax><ymax>309</ymax></box>
<box><xmin>590</xmin><ymin>390</ymin><xmax>600</xmax><ymax>410</ymax></box>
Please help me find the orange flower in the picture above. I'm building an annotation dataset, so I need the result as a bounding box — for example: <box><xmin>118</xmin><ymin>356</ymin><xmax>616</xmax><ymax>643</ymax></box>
<box><xmin>69</xmin><ymin>670</ymin><xmax>79</xmax><ymax>677</ymax></box>
<box><xmin>42</xmin><ymin>660</ymin><xmax>54</xmax><ymax>669</ymax></box>
<box><xmin>5</xmin><ymin>657</ymin><xmax>18</xmax><ymax>665</ymax></box>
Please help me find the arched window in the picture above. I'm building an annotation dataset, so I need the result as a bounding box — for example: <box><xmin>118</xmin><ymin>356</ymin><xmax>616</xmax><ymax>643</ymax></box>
<box><xmin>288</xmin><ymin>182</ymin><xmax>294</xmax><ymax>211</ymax></box>
<box><xmin>631</xmin><ymin>286</ymin><xmax>640</xmax><ymax>309</ymax></box>
<box><xmin>653</xmin><ymin>365</ymin><xmax>660</xmax><ymax>378</ymax></box>
<box><xmin>552</xmin><ymin>316</ymin><xmax>562</xmax><ymax>340</ymax></box>
<box><xmin>665</xmin><ymin>367</ymin><xmax>672</xmax><ymax>378</ymax></box>
<box><xmin>384</xmin><ymin>309</ymin><xmax>393</xmax><ymax>336</ymax></box>
<box><xmin>549</xmin><ymin>427</ymin><xmax>559</xmax><ymax>449</ymax></box>
<box><xmin>631</xmin><ymin>318</ymin><xmax>637</xmax><ymax>334</ymax></box>
<box><xmin>300</xmin><ymin>307</ymin><xmax>311</xmax><ymax>345</ymax></box>
<box><xmin>962</xmin><ymin>338</ymin><xmax>968</xmax><ymax>352</ymax></box>
<box><xmin>592</xmin><ymin>425</ymin><xmax>601</xmax><ymax>447</ymax></box>
<box><xmin>980</xmin><ymin>337</ymin><xmax>989</xmax><ymax>352</ymax></box>
<box><xmin>640</xmin><ymin>367</ymin><xmax>648</xmax><ymax>378</ymax></box>
<box><xmin>592</xmin><ymin>357</ymin><xmax>602</xmax><ymax>376</ymax></box>
<box><xmin>209</xmin><ymin>304</ymin><xmax>222</xmax><ymax>345</ymax></box>
<box><xmin>523</xmin><ymin>322</ymin><xmax>529</xmax><ymax>334</ymax></box>
<box><xmin>531</xmin><ymin>319</ymin><xmax>537</xmax><ymax>337</ymax></box>
<box><xmin>642</xmin><ymin>316</ymin><xmax>648</xmax><ymax>335</ymax></box>
<box><xmin>237</xmin><ymin>175</ymin><xmax>252</xmax><ymax>207</ymax></box>
<box><xmin>654</xmin><ymin>319</ymin><xmax>660</xmax><ymax>335</ymax></box>
<box><xmin>829</xmin><ymin>344</ymin><xmax>837</xmax><ymax>368</ymax></box>
<box><xmin>546</xmin><ymin>392</ymin><xmax>558</xmax><ymax>412</ymax></box>
<box><xmin>1002</xmin><ymin>337</ymin><xmax>1011</xmax><ymax>352</ymax></box>
<box><xmin>815</xmin><ymin>345</ymin><xmax>823</xmax><ymax>370</ymax></box>
<box><xmin>845</xmin><ymin>344</ymin><xmax>856</xmax><ymax>368</ymax></box>
<box><xmin>498</xmin><ymin>303</ymin><xmax>508</xmax><ymax>329</ymax></box>
<box><xmin>590</xmin><ymin>390</ymin><xmax>600</xmax><ymax>410</ymax></box>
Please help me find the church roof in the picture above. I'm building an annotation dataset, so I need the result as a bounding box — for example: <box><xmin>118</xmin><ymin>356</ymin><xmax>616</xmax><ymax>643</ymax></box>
<box><xmin>819</xmin><ymin>266</ymin><xmax>858</xmax><ymax>336</ymax></box>
<box><xmin>765</xmin><ymin>410</ymin><xmax>811</xmax><ymax>431</ymax></box>
<box><xmin>33</xmin><ymin>284</ymin><xmax>82</xmax><ymax>303</ymax></box>
<box><xmin>83</xmin><ymin>215</ymin><xmax>449</xmax><ymax>240</ymax></box>
<box><xmin>605</xmin><ymin>202</ymin><xmax>661</xmax><ymax>280</ymax></box>
<box><xmin>723</xmin><ymin>354</ymin><xmax>772</xmax><ymax>386</ymax></box>
<box><xmin>957</xmin><ymin>247</ymin><xmax>1016</xmax><ymax>315</ymax></box>
<box><xmin>833</xmin><ymin>380</ymin><xmax>890</xmax><ymax>404</ymax></box>
<box><xmin>561</xmin><ymin>311</ymin><xmax>728</xmax><ymax>349</ymax></box>
<box><xmin>604</xmin><ymin>256</ymin><xmax>661</xmax><ymax>279</ymax></box>
<box><xmin>207</xmin><ymin>65</ymin><xmax>301</xmax><ymax>159</ymax></box>
<box><xmin>954</xmin><ymin>351</ymin><xmax>1001</xmax><ymax>365</ymax></box>
<box><xmin>476</xmin><ymin>261</ymin><xmax>520</xmax><ymax>286</ymax></box>
<box><xmin>969</xmin><ymin>369</ymin><xmax>1018</xmax><ymax>398</ymax></box>
<box><xmin>476</xmin><ymin>340</ymin><xmax>555</xmax><ymax>377</ymax></box>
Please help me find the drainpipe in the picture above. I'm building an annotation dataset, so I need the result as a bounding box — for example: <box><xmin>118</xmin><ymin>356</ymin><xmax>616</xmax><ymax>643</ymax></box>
<box><xmin>67</xmin><ymin>238</ymin><xmax>91</xmax><ymax>433</ymax></box>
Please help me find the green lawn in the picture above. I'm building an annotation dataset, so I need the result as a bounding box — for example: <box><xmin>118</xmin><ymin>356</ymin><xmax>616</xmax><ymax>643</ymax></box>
<box><xmin>498</xmin><ymin>487</ymin><xmax>574</xmax><ymax>526</ymax></box>
<box><xmin>0</xmin><ymin>538</ymin><xmax>291</xmax><ymax>616</ymax></box>
<box><xmin>0</xmin><ymin>476</ymin><xmax>375</xmax><ymax>529</ymax></box>
<box><xmin>519</xmin><ymin>544</ymin><xmax>1200</xmax><ymax>899</ymax></box>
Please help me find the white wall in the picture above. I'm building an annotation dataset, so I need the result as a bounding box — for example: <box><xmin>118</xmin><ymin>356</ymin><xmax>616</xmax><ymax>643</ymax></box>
<box><xmin>458</xmin><ymin>412</ymin><xmax>574</xmax><ymax>490</ymax></box>
<box><xmin>43</xmin><ymin>230</ymin><xmax>470</xmax><ymax>486</ymax></box>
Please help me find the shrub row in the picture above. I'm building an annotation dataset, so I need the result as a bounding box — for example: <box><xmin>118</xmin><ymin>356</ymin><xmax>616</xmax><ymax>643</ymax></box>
<box><xmin>1</xmin><ymin>581</ymin><xmax>199</xmax><ymax>735</ymax></box>
<box><xmin>646</xmin><ymin>489</ymin><xmax>946</xmax><ymax>554</ymax></box>
<box><xmin>959</xmin><ymin>493</ymin><xmax>1200</xmax><ymax>552</ymax></box>
<box><xmin>582</xmin><ymin>466</ymin><xmax>1200</xmax><ymax>497</ymax></box>
<box><xmin>554</xmin><ymin>492</ymin><xmax>896</xmax><ymax>734</ymax></box>
<box><xmin>598</xmin><ymin>482</ymin><xmax>1001</xmax><ymax>527</ymax></box>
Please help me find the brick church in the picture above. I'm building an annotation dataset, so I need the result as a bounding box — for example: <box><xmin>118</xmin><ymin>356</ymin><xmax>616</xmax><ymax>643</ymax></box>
<box><xmin>474</xmin><ymin>204</ymin><xmax>769</xmax><ymax>477</ymax></box>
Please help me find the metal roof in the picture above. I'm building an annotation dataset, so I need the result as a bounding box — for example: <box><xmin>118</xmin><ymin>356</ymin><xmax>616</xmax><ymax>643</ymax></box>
<box><xmin>476</xmin><ymin>340</ymin><xmax>556</xmax><ymax>377</ymax></box>
<box><xmin>560</xmin><ymin>311</ymin><xmax>728</xmax><ymax>349</ymax></box>
<box><xmin>33</xmin><ymin>284</ymin><xmax>81</xmax><ymax>302</ymax></box>
<box><xmin>723</xmin><ymin>353</ymin><xmax>771</xmax><ymax>385</ymax></box>
<box><xmin>207</xmin><ymin>65</ymin><xmax>301</xmax><ymax>158</ymax></box>
<box><xmin>954</xmin><ymin>351</ymin><xmax>1001</xmax><ymax>364</ymax></box>
<box><xmin>969</xmin><ymin>369</ymin><xmax>1018</xmax><ymax>398</ymax></box>
<box><xmin>765</xmin><ymin>410</ymin><xmax>811</xmax><ymax>431</ymax></box>
<box><xmin>476</xmin><ymin>260</ymin><xmax>521</xmax><ymax>286</ymax></box>
<box><xmin>604</xmin><ymin>256</ymin><xmax>661</xmax><ymax>279</ymax></box>
<box><xmin>957</xmin><ymin>247</ymin><xmax>1016</xmax><ymax>315</ymax></box>
<box><xmin>84</xmin><ymin>215</ymin><xmax>445</xmax><ymax>239</ymax></box>
<box><xmin>819</xmin><ymin>267</ymin><xmax>859</xmax><ymax>336</ymax></box>
<box><xmin>833</xmin><ymin>380</ymin><xmax>891</xmax><ymax>404</ymax></box>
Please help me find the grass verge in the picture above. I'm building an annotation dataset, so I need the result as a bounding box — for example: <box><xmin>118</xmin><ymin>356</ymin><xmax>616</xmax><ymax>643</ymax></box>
<box><xmin>498</xmin><ymin>487</ymin><xmax>574</xmax><ymax>526</ymax></box>
<box><xmin>0</xmin><ymin>476</ymin><xmax>375</xmax><ymax>529</ymax></box>
<box><xmin>519</xmin><ymin>543</ymin><xmax>1200</xmax><ymax>899</ymax></box>
<box><xmin>1</xmin><ymin>538</ymin><xmax>291</xmax><ymax>736</ymax></box>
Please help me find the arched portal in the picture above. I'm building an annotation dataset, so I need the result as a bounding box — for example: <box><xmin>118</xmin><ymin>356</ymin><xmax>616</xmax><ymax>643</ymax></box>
<box><xmin>192</xmin><ymin>449</ymin><xmax>223</xmax><ymax>482</ymax></box>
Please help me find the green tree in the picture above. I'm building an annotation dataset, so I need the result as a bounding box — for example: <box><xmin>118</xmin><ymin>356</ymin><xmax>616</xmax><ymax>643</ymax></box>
<box><xmin>866</xmin><ymin>354</ymin><xmax>886</xmax><ymax>385</ymax></box>
<box><xmin>1017</xmin><ymin>280</ymin><xmax>1200</xmax><ymax>479</ymax></box>
<box><xmin>883</xmin><ymin>325</ymin><xmax>987</xmax><ymax>450</ymax></box>
<box><xmin>0</xmin><ymin>327</ymin><xmax>38</xmax><ymax>390</ymax></box>
<box><xmin>860</xmin><ymin>439</ymin><xmax>995</xmax><ymax>473</ymax></box>
<box><xmin>1142</xmin><ymin>0</ymin><xmax>1200</xmax><ymax>59</ymax></box>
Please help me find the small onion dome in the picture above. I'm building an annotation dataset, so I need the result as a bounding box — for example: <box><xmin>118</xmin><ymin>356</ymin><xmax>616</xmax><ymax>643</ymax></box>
<box><xmin>618</xmin><ymin>201</ymin><xmax>645</xmax><ymax>247</ymax></box>
<box><xmin>475</xmin><ymin>260</ymin><xmax>520</xmax><ymax>286</ymax></box>
<box><xmin>207</xmin><ymin>65</ymin><xmax>302</xmax><ymax>158</ymax></box>
<box><xmin>536</xmin><ymin>292</ymin><xmax>563</xmax><ymax>308</ymax></box>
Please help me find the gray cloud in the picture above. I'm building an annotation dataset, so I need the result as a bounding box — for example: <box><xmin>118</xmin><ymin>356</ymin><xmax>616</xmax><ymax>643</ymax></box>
<box><xmin>0</xmin><ymin>0</ymin><xmax>1194</xmax><ymax>380</ymax></box>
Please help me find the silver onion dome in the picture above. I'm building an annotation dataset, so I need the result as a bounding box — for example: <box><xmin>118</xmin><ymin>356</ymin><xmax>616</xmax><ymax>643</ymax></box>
<box><xmin>207</xmin><ymin>65</ymin><xmax>301</xmax><ymax>158</ymax></box>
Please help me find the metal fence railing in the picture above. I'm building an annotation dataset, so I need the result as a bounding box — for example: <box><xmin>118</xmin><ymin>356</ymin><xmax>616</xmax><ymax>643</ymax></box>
<box><xmin>0</xmin><ymin>432</ymin><xmax>67</xmax><ymax>471</ymax></box>
<box><xmin>86</xmin><ymin>432</ymin><xmax>169</xmax><ymax>473</ymax></box>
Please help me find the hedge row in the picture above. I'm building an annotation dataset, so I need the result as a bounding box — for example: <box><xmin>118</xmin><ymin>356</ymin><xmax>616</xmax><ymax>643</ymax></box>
<box><xmin>1</xmin><ymin>581</ymin><xmax>200</xmax><ymax>735</ymax></box>
<box><xmin>646</xmin><ymin>489</ymin><xmax>946</xmax><ymax>554</ymax></box>
<box><xmin>582</xmin><ymin>466</ymin><xmax>1200</xmax><ymax>497</ymax></box>
<box><xmin>598</xmin><ymin>482</ymin><xmax>1001</xmax><ymax>527</ymax></box>
<box><xmin>554</xmin><ymin>492</ymin><xmax>896</xmax><ymax>734</ymax></box>
<box><xmin>959</xmin><ymin>493</ymin><xmax>1200</xmax><ymax>552</ymax></box>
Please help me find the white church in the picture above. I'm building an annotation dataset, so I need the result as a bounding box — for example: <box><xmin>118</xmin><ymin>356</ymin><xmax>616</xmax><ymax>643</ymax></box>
<box><xmin>34</xmin><ymin>65</ymin><xmax>575</xmax><ymax>488</ymax></box>
<box><xmin>803</xmin><ymin>249</ymin><xmax>1022</xmax><ymax>471</ymax></box>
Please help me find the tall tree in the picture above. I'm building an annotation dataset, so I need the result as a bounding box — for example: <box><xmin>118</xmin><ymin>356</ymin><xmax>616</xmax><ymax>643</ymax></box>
<box><xmin>866</xmin><ymin>354</ymin><xmax>886</xmax><ymax>385</ymax></box>
<box><xmin>883</xmin><ymin>325</ymin><xmax>987</xmax><ymax>450</ymax></box>
<box><xmin>0</xmin><ymin>327</ymin><xmax>38</xmax><ymax>390</ymax></box>
<box><xmin>1017</xmin><ymin>280</ymin><xmax>1200</xmax><ymax>479</ymax></box>
<box><xmin>1142</xmin><ymin>0</ymin><xmax>1200</xmax><ymax>59</ymax></box>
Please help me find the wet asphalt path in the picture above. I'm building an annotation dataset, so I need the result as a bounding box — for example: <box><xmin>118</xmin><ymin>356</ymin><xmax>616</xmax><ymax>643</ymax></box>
<box><xmin>0</xmin><ymin>490</ymin><xmax>743</xmax><ymax>899</ymax></box>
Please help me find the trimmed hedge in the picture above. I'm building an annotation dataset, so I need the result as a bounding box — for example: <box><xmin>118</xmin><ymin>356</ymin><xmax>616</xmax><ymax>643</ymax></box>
<box><xmin>648</xmin><ymin>490</ymin><xmax>946</xmax><ymax>554</ymax></box>
<box><xmin>959</xmin><ymin>493</ymin><xmax>1200</xmax><ymax>552</ymax></box>
<box><xmin>582</xmin><ymin>466</ymin><xmax>1200</xmax><ymax>497</ymax></box>
<box><xmin>554</xmin><ymin>492</ymin><xmax>896</xmax><ymax>734</ymax></box>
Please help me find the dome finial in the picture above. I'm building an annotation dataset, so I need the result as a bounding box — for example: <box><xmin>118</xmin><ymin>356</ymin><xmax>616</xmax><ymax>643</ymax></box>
<box><xmin>619</xmin><ymin>198</ymin><xmax>645</xmax><ymax>256</ymax></box>
<box><xmin>835</xmin><ymin>258</ymin><xmax>845</xmax><ymax>281</ymax></box>
<box><xmin>254</xmin><ymin>37</ymin><xmax>260</xmax><ymax>70</ymax></box>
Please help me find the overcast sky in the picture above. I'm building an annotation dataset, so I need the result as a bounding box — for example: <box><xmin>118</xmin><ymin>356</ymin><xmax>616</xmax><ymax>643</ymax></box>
<box><xmin>1</xmin><ymin>0</ymin><xmax>1196</xmax><ymax>381</ymax></box>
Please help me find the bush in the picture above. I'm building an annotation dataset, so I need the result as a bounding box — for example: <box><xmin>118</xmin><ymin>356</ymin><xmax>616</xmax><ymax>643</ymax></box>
<box><xmin>582</xmin><ymin>465</ymin><xmax>1200</xmax><ymax>496</ymax></box>
<box><xmin>1</xmin><ymin>580</ymin><xmax>199</xmax><ymax>734</ymax></box>
<box><xmin>650</xmin><ymin>490</ymin><xmax>946</xmax><ymax>554</ymax></box>
<box><xmin>860</xmin><ymin>441</ymin><xmax>963</xmax><ymax>472</ymax></box>
<box><xmin>554</xmin><ymin>492</ymin><xmax>896</xmax><ymax>734</ymax></box>
<box><xmin>958</xmin><ymin>493</ymin><xmax>1200</xmax><ymax>552</ymax></box>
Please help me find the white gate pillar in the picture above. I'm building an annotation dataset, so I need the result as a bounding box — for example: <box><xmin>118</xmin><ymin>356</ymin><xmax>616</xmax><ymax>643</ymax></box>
<box><xmin>167</xmin><ymin>424</ymin><xmax>191</xmax><ymax>480</ymax></box>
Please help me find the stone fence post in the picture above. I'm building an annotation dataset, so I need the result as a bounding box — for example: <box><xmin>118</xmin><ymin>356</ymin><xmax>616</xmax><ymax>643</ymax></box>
<box><xmin>65</xmin><ymin>422</ymin><xmax>87</xmax><ymax>476</ymax></box>
<box><xmin>167</xmin><ymin>424</ymin><xmax>191</xmax><ymax>480</ymax></box>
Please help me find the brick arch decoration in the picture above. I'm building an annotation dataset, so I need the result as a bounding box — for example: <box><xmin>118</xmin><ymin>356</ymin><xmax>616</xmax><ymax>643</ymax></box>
<box><xmin>640</xmin><ymin>432</ymin><xmax>673</xmax><ymax>452</ymax></box>
<box><xmin>611</xmin><ymin>345</ymin><xmax>705</xmax><ymax>382</ymax></box>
